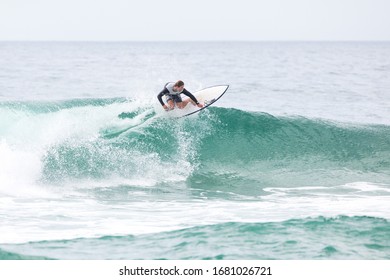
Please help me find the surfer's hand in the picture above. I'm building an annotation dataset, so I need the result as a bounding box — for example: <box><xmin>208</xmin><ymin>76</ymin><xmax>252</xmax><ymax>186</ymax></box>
<box><xmin>197</xmin><ymin>103</ymin><xmax>204</xmax><ymax>108</ymax></box>
<box><xmin>163</xmin><ymin>104</ymin><xmax>174</xmax><ymax>111</ymax></box>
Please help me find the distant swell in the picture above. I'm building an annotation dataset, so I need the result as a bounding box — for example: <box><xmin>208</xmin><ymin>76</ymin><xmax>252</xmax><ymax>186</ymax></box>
<box><xmin>1</xmin><ymin>216</ymin><xmax>389</xmax><ymax>260</ymax></box>
<box><xmin>0</xmin><ymin>248</ymin><xmax>51</xmax><ymax>260</ymax></box>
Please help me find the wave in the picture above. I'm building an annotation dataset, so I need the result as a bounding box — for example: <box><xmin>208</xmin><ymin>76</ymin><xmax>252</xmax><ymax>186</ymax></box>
<box><xmin>1</xmin><ymin>98</ymin><xmax>389</xmax><ymax>192</ymax></box>
<box><xmin>0</xmin><ymin>97</ymin><xmax>128</xmax><ymax>113</ymax></box>
<box><xmin>0</xmin><ymin>248</ymin><xmax>51</xmax><ymax>260</ymax></box>
<box><xmin>1</xmin><ymin>216</ymin><xmax>389</xmax><ymax>259</ymax></box>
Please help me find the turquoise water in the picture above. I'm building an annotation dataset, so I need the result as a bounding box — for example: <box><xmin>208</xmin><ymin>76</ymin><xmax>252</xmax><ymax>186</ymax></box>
<box><xmin>0</xmin><ymin>42</ymin><xmax>389</xmax><ymax>259</ymax></box>
<box><xmin>1</xmin><ymin>216</ymin><xmax>389</xmax><ymax>260</ymax></box>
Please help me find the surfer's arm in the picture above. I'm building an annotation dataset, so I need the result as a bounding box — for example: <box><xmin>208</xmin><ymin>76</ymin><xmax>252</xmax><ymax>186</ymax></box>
<box><xmin>157</xmin><ymin>88</ymin><xmax>169</xmax><ymax>106</ymax></box>
<box><xmin>182</xmin><ymin>89</ymin><xmax>202</xmax><ymax>107</ymax></box>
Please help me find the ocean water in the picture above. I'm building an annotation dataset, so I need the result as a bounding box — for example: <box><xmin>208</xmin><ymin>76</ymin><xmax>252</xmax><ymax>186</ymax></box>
<box><xmin>0</xmin><ymin>42</ymin><xmax>389</xmax><ymax>260</ymax></box>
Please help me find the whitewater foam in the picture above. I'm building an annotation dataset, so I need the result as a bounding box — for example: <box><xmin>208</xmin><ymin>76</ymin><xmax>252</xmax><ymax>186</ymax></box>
<box><xmin>1</xmin><ymin>185</ymin><xmax>389</xmax><ymax>245</ymax></box>
<box><xmin>0</xmin><ymin>140</ymin><xmax>49</xmax><ymax>197</ymax></box>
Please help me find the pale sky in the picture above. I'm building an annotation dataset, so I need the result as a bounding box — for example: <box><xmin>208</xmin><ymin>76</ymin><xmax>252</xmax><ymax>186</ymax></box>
<box><xmin>0</xmin><ymin>0</ymin><xmax>389</xmax><ymax>41</ymax></box>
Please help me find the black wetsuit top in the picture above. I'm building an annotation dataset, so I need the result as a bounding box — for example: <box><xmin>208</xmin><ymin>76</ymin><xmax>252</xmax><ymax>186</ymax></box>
<box><xmin>157</xmin><ymin>83</ymin><xmax>199</xmax><ymax>106</ymax></box>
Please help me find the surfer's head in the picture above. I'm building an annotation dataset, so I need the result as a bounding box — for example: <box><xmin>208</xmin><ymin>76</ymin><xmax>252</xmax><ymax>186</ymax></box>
<box><xmin>174</xmin><ymin>80</ymin><xmax>185</xmax><ymax>92</ymax></box>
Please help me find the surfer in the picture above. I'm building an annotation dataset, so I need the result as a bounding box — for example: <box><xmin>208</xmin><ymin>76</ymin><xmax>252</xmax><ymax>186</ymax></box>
<box><xmin>157</xmin><ymin>80</ymin><xmax>203</xmax><ymax>111</ymax></box>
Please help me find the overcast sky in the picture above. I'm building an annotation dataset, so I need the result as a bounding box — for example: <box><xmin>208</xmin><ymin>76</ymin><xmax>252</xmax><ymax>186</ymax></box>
<box><xmin>0</xmin><ymin>0</ymin><xmax>389</xmax><ymax>41</ymax></box>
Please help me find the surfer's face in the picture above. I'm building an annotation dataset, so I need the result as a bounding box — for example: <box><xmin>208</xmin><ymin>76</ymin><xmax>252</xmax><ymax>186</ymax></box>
<box><xmin>174</xmin><ymin>85</ymin><xmax>184</xmax><ymax>92</ymax></box>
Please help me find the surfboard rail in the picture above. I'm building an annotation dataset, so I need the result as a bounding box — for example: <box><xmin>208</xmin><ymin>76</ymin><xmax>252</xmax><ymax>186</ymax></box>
<box><xmin>180</xmin><ymin>85</ymin><xmax>229</xmax><ymax>117</ymax></box>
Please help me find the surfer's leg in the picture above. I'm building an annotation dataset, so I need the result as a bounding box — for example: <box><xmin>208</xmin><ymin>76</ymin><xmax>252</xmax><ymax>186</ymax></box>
<box><xmin>178</xmin><ymin>98</ymin><xmax>195</xmax><ymax>108</ymax></box>
<box><xmin>172</xmin><ymin>95</ymin><xmax>185</xmax><ymax>109</ymax></box>
<box><xmin>165</xmin><ymin>96</ymin><xmax>175</xmax><ymax>110</ymax></box>
<box><xmin>167</xmin><ymin>100</ymin><xmax>175</xmax><ymax>110</ymax></box>
<box><xmin>176</xmin><ymin>101</ymin><xmax>185</xmax><ymax>109</ymax></box>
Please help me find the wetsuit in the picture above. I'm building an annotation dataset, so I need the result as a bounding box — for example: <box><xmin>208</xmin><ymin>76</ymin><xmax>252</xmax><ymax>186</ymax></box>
<box><xmin>157</xmin><ymin>82</ymin><xmax>199</xmax><ymax>106</ymax></box>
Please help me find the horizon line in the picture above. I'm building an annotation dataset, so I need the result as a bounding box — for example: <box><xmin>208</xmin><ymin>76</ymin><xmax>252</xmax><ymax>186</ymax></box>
<box><xmin>1</xmin><ymin>39</ymin><xmax>389</xmax><ymax>43</ymax></box>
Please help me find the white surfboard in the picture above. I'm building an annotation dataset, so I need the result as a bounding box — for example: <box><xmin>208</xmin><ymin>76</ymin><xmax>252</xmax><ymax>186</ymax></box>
<box><xmin>166</xmin><ymin>85</ymin><xmax>229</xmax><ymax>118</ymax></box>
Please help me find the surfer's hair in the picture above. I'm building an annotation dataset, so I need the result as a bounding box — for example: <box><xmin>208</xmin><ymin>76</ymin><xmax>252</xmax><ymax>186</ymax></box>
<box><xmin>175</xmin><ymin>80</ymin><xmax>184</xmax><ymax>87</ymax></box>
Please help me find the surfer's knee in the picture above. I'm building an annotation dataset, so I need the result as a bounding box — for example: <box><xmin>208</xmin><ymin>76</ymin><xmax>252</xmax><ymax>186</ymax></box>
<box><xmin>176</xmin><ymin>102</ymin><xmax>185</xmax><ymax>109</ymax></box>
<box><xmin>167</xmin><ymin>100</ymin><xmax>175</xmax><ymax>109</ymax></box>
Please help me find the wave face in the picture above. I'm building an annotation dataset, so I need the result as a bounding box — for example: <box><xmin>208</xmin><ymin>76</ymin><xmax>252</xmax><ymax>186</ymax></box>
<box><xmin>1</xmin><ymin>98</ymin><xmax>389</xmax><ymax>194</ymax></box>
